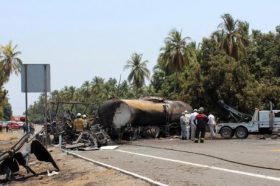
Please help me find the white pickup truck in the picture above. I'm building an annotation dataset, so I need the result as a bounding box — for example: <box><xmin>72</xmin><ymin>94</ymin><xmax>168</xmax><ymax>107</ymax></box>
<box><xmin>216</xmin><ymin>109</ymin><xmax>280</xmax><ymax>139</ymax></box>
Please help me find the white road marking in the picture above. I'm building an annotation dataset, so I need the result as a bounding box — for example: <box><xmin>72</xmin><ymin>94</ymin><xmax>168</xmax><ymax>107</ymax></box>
<box><xmin>117</xmin><ymin>149</ymin><xmax>280</xmax><ymax>182</ymax></box>
<box><xmin>63</xmin><ymin>150</ymin><xmax>168</xmax><ymax>186</ymax></box>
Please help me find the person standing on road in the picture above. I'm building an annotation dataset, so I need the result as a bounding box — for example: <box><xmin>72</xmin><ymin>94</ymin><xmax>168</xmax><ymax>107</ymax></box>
<box><xmin>82</xmin><ymin>114</ymin><xmax>88</xmax><ymax>130</ymax></box>
<box><xmin>194</xmin><ymin>107</ymin><xmax>209</xmax><ymax>143</ymax></box>
<box><xmin>185</xmin><ymin>111</ymin><xmax>191</xmax><ymax>140</ymax></box>
<box><xmin>180</xmin><ymin>111</ymin><xmax>188</xmax><ymax>140</ymax></box>
<box><xmin>5</xmin><ymin>124</ymin><xmax>9</xmax><ymax>132</ymax></box>
<box><xmin>208</xmin><ymin>113</ymin><xmax>216</xmax><ymax>139</ymax></box>
<box><xmin>22</xmin><ymin>122</ymin><xmax>27</xmax><ymax>133</ymax></box>
<box><xmin>190</xmin><ymin>109</ymin><xmax>198</xmax><ymax>141</ymax></box>
<box><xmin>73</xmin><ymin>113</ymin><xmax>84</xmax><ymax>133</ymax></box>
<box><xmin>269</xmin><ymin>110</ymin><xmax>274</xmax><ymax>131</ymax></box>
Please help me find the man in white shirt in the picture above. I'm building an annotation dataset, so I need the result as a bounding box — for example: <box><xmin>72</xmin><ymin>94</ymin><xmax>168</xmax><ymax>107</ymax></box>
<box><xmin>180</xmin><ymin>111</ymin><xmax>187</xmax><ymax>140</ymax></box>
<box><xmin>208</xmin><ymin>113</ymin><xmax>216</xmax><ymax>139</ymax></box>
<box><xmin>190</xmin><ymin>109</ymin><xmax>198</xmax><ymax>141</ymax></box>
<box><xmin>185</xmin><ymin>111</ymin><xmax>191</xmax><ymax>140</ymax></box>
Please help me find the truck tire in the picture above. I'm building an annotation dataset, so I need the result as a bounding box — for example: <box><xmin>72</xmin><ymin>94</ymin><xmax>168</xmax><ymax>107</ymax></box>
<box><xmin>220</xmin><ymin>127</ymin><xmax>234</xmax><ymax>139</ymax></box>
<box><xmin>235</xmin><ymin>127</ymin><xmax>248</xmax><ymax>139</ymax></box>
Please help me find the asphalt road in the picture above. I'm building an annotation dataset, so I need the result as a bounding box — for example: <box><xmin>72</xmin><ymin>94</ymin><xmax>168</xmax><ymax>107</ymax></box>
<box><xmin>69</xmin><ymin>138</ymin><xmax>280</xmax><ymax>186</ymax></box>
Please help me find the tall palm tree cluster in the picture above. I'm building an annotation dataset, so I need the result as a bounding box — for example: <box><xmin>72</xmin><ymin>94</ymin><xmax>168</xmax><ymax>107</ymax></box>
<box><xmin>125</xmin><ymin>13</ymin><xmax>280</xmax><ymax>117</ymax></box>
<box><xmin>125</xmin><ymin>14</ymin><xmax>250</xmax><ymax>94</ymax></box>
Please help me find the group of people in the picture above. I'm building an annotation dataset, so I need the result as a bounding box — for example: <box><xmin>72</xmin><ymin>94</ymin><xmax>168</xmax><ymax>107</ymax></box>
<box><xmin>180</xmin><ymin>107</ymin><xmax>216</xmax><ymax>143</ymax></box>
<box><xmin>0</xmin><ymin>124</ymin><xmax>9</xmax><ymax>132</ymax></box>
<box><xmin>73</xmin><ymin>113</ymin><xmax>88</xmax><ymax>133</ymax></box>
<box><xmin>22</xmin><ymin>122</ymin><xmax>35</xmax><ymax>134</ymax></box>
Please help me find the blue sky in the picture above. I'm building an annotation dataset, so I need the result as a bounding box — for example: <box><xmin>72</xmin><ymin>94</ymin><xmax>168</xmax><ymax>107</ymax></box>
<box><xmin>1</xmin><ymin>0</ymin><xmax>280</xmax><ymax>115</ymax></box>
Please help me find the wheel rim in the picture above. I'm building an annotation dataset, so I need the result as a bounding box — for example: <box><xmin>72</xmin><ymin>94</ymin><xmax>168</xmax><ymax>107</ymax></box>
<box><xmin>236</xmin><ymin>128</ymin><xmax>246</xmax><ymax>138</ymax></box>
<box><xmin>221</xmin><ymin>127</ymin><xmax>232</xmax><ymax>138</ymax></box>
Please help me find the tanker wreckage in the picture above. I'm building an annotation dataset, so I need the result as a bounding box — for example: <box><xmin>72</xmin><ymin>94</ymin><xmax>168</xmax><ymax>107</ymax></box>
<box><xmin>29</xmin><ymin>97</ymin><xmax>191</xmax><ymax>151</ymax></box>
<box><xmin>98</xmin><ymin>97</ymin><xmax>192</xmax><ymax>139</ymax></box>
<box><xmin>43</xmin><ymin>97</ymin><xmax>192</xmax><ymax>147</ymax></box>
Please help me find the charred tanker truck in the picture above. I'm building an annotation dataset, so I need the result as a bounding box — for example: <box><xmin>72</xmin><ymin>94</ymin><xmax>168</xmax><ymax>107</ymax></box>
<box><xmin>98</xmin><ymin>97</ymin><xmax>192</xmax><ymax>139</ymax></box>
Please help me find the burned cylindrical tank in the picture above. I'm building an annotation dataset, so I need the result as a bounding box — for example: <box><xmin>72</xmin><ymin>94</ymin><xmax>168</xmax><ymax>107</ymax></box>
<box><xmin>98</xmin><ymin>97</ymin><xmax>192</xmax><ymax>129</ymax></box>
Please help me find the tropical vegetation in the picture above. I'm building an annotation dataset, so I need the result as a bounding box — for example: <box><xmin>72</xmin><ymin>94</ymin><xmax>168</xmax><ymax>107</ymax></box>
<box><xmin>3</xmin><ymin>13</ymin><xmax>280</xmax><ymax>123</ymax></box>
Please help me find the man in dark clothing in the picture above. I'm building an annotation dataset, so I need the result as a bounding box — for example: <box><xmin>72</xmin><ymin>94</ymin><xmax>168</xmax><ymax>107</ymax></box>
<box><xmin>194</xmin><ymin>107</ymin><xmax>209</xmax><ymax>143</ymax></box>
<box><xmin>22</xmin><ymin>122</ymin><xmax>28</xmax><ymax>133</ymax></box>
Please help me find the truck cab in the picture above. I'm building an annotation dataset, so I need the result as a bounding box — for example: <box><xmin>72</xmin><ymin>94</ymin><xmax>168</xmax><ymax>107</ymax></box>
<box><xmin>216</xmin><ymin>109</ymin><xmax>280</xmax><ymax>139</ymax></box>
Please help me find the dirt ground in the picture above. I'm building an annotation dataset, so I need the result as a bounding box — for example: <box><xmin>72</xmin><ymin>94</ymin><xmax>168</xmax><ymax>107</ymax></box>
<box><xmin>0</xmin><ymin>129</ymin><xmax>150</xmax><ymax>186</ymax></box>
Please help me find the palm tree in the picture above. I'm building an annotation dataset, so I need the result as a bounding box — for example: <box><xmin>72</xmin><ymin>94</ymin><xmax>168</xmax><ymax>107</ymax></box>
<box><xmin>1</xmin><ymin>41</ymin><xmax>22</xmax><ymax>79</ymax></box>
<box><xmin>80</xmin><ymin>81</ymin><xmax>91</xmax><ymax>101</ymax></box>
<box><xmin>0</xmin><ymin>42</ymin><xmax>22</xmax><ymax>117</ymax></box>
<box><xmin>90</xmin><ymin>77</ymin><xmax>106</xmax><ymax>100</ymax></box>
<box><xmin>212</xmin><ymin>30</ymin><xmax>225</xmax><ymax>46</ymax></box>
<box><xmin>158</xmin><ymin>29</ymin><xmax>192</xmax><ymax>92</ymax></box>
<box><xmin>50</xmin><ymin>90</ymin><xmax>61</xmax><ymax>102</ymax></box>
<box><xmin>158</xmin><ymin>29</ymin><xmax>191</xmax><ymax>73</ymax></box>
<box><xmin>124</xmin><ymin>53</ymin><xmax>150</xmax><ymax>94</ymax></box>
<box><xmin>218</xmin><ymin>14</ymin><xmax>249</xmax><ymax>60</ymax></box>
<box><xmin>236</xmin><ymin>21</ymin><xmax>250</xmax><ymax>56</ymax></box>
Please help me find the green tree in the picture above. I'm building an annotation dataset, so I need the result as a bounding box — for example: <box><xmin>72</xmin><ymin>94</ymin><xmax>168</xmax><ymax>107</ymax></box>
<box><xmin>244</xmin><ymin>27</ymin><xmax>280</xmax><ymax>81</ymax></box>
<box><xmin>0</xmin><ymin>42</ymin><xmax>22</xmax><ymax>119</ymax></box>
<box><xmin>0</xmin><ymin>42</ymin><xmax>22</xmax><ymax>81</ymax></box>
<box><xmin>158</xmin><ymin>29</ymin><xmax>195</xmax><ymax>92</ymax></box>
<box><xmin>241</xmin><ymin>26</ymin><xmax>280</xmax><ymax>108</ymax></box>
<box><xmin>218</xmin><ymin>14</ymin><xmax>249</xmax><ymax>60</ymax></box>
<box><xmin>151</xmin><ymin>67</ymin><xmax>166</xmax><ymax>94</ymax></box>
<box><xmin>151</xmin><ymin>66</ymin><xmax>179</xmax><ymax>99</ymax></box>
<box><xmin>80</xmin><ymin>81</ymin><xmax>91</xmax><ymax>102</ymax></box>
<box><xmin>60</xmin><ymin>86</ymin><xmax>77</xmax><ymax>102</ymax></box>
<box><xmin>158</xmin><ymin>29</ymin><xmax>191</xmax><ymax>72</ymax></box>
<box><xmin>124</xmin><ymin>53</ymin><xmax>150</xmax><ymax>95</ymax></box>
<box><xmin>3</xmin><ymin>100</ymin><xmax>12</xmax><ymax>120</ymax></box>
<box><xmin>27</xmin><ymin>95</ymin><xmax>47</xmax><ymax>123</ymax></box>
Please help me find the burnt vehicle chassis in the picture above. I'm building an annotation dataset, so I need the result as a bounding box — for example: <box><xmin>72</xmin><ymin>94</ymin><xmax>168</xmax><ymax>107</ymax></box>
<box><xmin>0</xmin><ymin>133</ymin><xmax>59</xmax><ymax>182</ymax></box>
<box><xmin>40</xmin><ymin>101</ymin><xmax>111</xmax><ymax>148</ymax></box>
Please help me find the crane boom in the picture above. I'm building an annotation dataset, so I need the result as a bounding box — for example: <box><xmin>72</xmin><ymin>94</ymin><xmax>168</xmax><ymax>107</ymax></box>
<box><xmin>217</xmin><ymin>100</ymin><xmax>252</xmax><ymax>122</ymax></box>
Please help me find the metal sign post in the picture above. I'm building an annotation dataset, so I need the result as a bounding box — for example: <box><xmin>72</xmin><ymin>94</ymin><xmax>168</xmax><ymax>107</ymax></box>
<box><xmin>44</xmin><ymin>65</ymin><xmax>48</xmax><ymax>146</ymax></box>
<box><xmin>21</xmin><ymin>64</ymin><xmax>51</xmax><ymax>146</ymax></box>
<box><xmin>24</xmin><ymin>65</ymin><xmax>29</xmax><ymax>134</ymax></box>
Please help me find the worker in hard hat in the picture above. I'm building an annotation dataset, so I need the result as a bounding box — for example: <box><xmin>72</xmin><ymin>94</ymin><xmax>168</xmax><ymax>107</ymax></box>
<box><xmin>194</xmin><ymin>107</ymin><xmax>209</xmax><ymax>143</ymax></box>
<box><xmin>180</xmin><ymin>110</ymin><xmax>191</xmax><ymax>140</ymax></box>
<box><xmin>190</xmin><ymin>109</ymin><xmax>198</xmax><ymax>141</ymax></box>
<box><xmin>82</xmin><ymin>114</ymin><xmax>89</xmax><ymax>130</ymax></box>
<box><xmin>73</xmin><ymin>113</ymin><xmax>84</xmax><ymax>133</ymax></box>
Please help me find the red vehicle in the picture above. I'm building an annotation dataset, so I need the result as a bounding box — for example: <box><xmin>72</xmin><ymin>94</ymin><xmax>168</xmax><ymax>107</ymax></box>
<box><xmin>11</xmin><ymin>116</ymin><xmax>26</xmax><ymax>122</ymax></box>
<box><xmin>8</xmin><ymin>121</ymin><xmax>22</xmax><ymax>129</ymax></box>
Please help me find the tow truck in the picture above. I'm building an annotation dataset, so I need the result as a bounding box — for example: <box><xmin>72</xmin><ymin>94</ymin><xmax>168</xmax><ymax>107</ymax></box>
<box><xmin>216</xmin><ymin>100</ymin><xmax>280</xmax><ymax>139</ymax></box>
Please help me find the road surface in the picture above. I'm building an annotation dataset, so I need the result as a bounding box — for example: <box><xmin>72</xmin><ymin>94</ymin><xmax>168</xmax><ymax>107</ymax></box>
<box><xmin>67</xmin><ymin>138</ymin><xmax>280</xmax><ymax>186</ymax></box>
